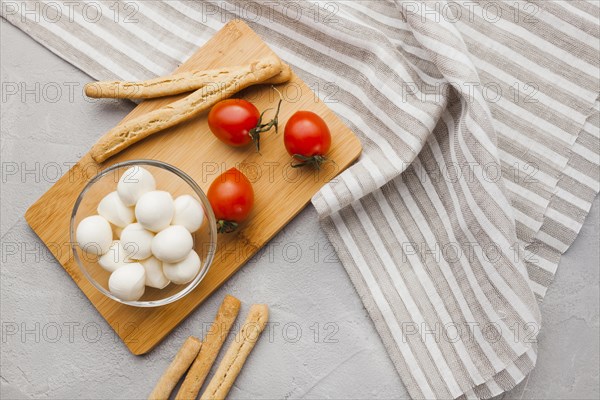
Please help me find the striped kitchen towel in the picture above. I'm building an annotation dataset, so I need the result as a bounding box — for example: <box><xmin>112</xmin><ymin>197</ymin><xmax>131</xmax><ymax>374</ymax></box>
<box><xmin>3</xmin><ymin>1</ymin><xmax>598</xmax><ymax>398</ymax></box>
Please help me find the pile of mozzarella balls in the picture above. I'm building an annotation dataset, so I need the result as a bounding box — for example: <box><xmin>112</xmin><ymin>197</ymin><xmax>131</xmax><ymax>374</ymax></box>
<box><xmin>75</xmin><ymin>166</ymin><xmax>205</xmax><ymax>302</ymax></box>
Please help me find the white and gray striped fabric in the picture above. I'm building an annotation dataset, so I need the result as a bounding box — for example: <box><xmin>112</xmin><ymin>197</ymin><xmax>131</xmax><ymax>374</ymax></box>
<box><xmin>3</xmin><ymin>1</ymin><xmax>598</xmax><ymax>398</ymax></box>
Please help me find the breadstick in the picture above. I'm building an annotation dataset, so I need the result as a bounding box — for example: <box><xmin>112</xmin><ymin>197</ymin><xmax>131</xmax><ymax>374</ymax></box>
<box><xmin>85</xmin><ymin>62</ymin><xmax>291</xmax><ymax>99</ymax></box>
<box><xmin>90</xmin><ymin>56</ymin><xmax>282</xmax><ymax>163</ymax></box>
<box><xmin>175</xmin><ymin>295</ymin><xmax>241</xmax><ymax>400</ymax></box>
<box><xmin>148</xmin><ymin>336</ymin><xmax>202</xmax><ymax>400</ymax></box>
<box><xmin>265</xmin><ymin>63</ymin><xmax>292</xmax><ymax>85</ymax></box>
<box><xmin>200</xmin><ymin>304</ymin><xmax>269</xmax><ymax>400</ymax></box>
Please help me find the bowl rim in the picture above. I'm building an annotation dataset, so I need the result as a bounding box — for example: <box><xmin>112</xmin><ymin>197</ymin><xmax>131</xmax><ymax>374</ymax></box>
<box><xmin>70</xmin><ymin>159</ymin><xmax>217</xmax><ymax>307</ymax></box>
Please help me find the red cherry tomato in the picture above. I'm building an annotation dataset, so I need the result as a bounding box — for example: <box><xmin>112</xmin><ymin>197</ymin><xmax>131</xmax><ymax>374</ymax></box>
<box><xmin>208</xmin><ymin>99</ymin><xmax>260</xmax><ymax>147</ymax></box>
<box><xmin>284</xmin><ymin>111</ymin><xmax>332</xmax><ymax>168</ymax></box>
<box><xmin>207</xmin><ymin>168</ymin><xmax>255</xmax><ymax>233</ymax></box>
<box><xmin>208</xmin><ymin>95</ymin><xmax>283</xmax><ymax>151</ymax></box>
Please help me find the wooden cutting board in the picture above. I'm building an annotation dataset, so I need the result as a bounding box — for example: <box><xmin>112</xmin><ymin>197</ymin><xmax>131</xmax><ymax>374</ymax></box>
<box><xmin>24</xmin><ymin>19</ymin><xmax>362</xmax><ymax>355</ymax></box>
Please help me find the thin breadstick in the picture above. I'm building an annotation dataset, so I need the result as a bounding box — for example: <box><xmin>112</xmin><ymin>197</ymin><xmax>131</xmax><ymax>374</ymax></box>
<box><xmin>264</xmin><ymin>63</ymin><xmax>292</xmax><ymax>85</ymax></box>
<box><xmin>90</xmin><ymin>56</ymin><xmax>282</xmax><ymax>163</ymax></box>
<box><xmin>200</xmin><ymin>304</ymin><xmax>269</xmax><ymax>400</ymax></box>
<box><xmin>148</xmin><ymin>336</ymin><xmax>202</xmax><ymax>400</ymax></box>
<box><xmin>85</xmin><ymin>62</ymin><xmax>291</xmax><ymax>99</ymax></box>
<box><xmin>175</xmin><ymin>295</ymin><xmax>241</xmax><ymax>400</ymax></box>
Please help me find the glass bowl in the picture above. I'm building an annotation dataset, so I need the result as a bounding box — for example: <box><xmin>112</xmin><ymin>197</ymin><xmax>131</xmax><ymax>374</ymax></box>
<box><xmin>70</xmin><ymin>160</ymin><xmax>217</xmax><ymax>307</ymax></box>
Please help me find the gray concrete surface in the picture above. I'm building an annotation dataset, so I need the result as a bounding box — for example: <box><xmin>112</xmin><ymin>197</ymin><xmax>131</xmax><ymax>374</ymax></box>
<box><xmin>1</xmin><ymin>19</ymin><xmax>598</xmax><ymax>399</ymax></box>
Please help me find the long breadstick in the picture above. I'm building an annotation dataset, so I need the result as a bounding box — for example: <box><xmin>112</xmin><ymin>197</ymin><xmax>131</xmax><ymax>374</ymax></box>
<box><xmin>85</xmin><ymin>63</ymin><xmax>291</xmax><ymax>99</ymax></box>
<box><xmin>200</xmin><ymin>304</ymin><xmax>269</xmax><ymax>400</ymax></box>
<box><xmin>175</xmin><ymin>295</ymin><xmax>241</xmax><ymax>400</ymax></box>
<box><xmin>148</xmin><ymin>336</ymin><xmax>202</xmax><ymax>400</ymax></box>
<box><xmin>265</xmin><ymin>63</ymin><xmax>292</xmax><ymax>84</ymax></box>
<box><xmin>90</xmin><ymin>56</ymin><xmax>282</xmax><ymax>163</ymax></box>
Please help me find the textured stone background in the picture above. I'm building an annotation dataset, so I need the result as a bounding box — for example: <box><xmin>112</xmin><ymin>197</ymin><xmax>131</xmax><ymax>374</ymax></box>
<box><xmin>1</xmin><ymin>19</ymin><xmax>598</xmax><ymax>399</ymax></box>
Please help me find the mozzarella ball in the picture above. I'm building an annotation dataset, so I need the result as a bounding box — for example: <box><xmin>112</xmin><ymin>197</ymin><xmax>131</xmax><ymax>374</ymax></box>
<box><xmin>76</xmin><ymin>215</ymin><xmax>113</xmax><ymax>255</ymax></box>
<box><xmin>151</xmin><ymin>225</ymin><xmax>193</xmax><ymax>263</ymax></box>
<box><xmin>162</xmin><ymin>250</ymin><xmax>201</xmax><ymax>285</ymax></box>
<box><xmin>108</xmin><ymin>262</ymin><xmax>146</xmax><ymax>301</ymax></box>
<box><xmin>120</xmin><ymin>223</ymin><xmax>154</xmax><ymax>260</ymax></box>
<box><xmin>117</xmin><ymin>166</ymin><xmax>156</xmax><ymax>206</ymax></box>
<box><xmin>98</xmin><ymin>241</ymin><xmax>131</xmax><ymax>273</ymax></box>
<box><xmin>141</xmin><ymin>256</ymin><xmax>170</xmax><ymax>289</ymax></box>
<box><xmin>97</xmin><ymin>191</ymin><xmax>134</xmax><ymax>228</ymax></box>
<box><xmin>135</xmin><ymin>191</ymin><xmax>175</xmax><ymax>232</ymax></box>
<box><xmin>172</xmin><ymin>195</ymin><xmax>204</xmax><ymax>233</ymax></box>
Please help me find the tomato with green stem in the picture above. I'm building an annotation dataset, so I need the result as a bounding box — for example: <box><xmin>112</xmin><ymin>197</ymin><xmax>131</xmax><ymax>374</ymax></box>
<box><xmin>207</xmin><ymin>168</ymin><xmax>255</xmax><ymax>233</ymax></box>
<box><xmin>207</xmin><ymin>90</ymin><xmax>282</xmax><ymax>152</ymax></box>
<box><xmin>284</xmin><ymin>111</ymin><xmax>332</xmax><ymax>169</ymax></box>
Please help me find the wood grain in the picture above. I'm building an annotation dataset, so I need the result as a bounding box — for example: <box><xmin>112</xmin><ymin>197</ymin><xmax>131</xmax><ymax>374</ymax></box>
<box><xmin>24</xmin><ymin>19</ymin><xmax>362</xmax><ymax>355</ymax></box>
